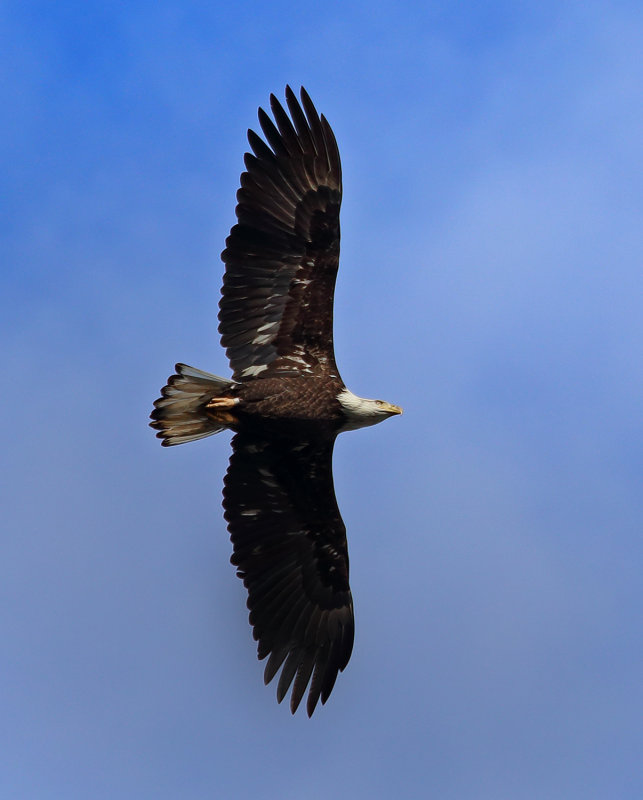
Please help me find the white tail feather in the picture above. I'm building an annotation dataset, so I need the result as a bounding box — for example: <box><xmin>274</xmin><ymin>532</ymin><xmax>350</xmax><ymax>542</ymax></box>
<box><xmin>150</xmin><ymin>363</ymin><xmax>236</xmax><ymax>446</ymax></box>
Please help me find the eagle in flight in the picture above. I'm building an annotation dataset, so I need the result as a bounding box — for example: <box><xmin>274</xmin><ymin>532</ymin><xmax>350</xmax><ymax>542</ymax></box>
<box><xmin>151</xmin><ymin>87</ymin><xmax>402</xmax><ymax>716</ymax></box>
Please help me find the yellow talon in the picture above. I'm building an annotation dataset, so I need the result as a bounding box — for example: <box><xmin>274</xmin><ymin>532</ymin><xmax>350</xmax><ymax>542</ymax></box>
<box><xmin>205</xmin><ymin>397</ymin><xmax>237</xmax><ymax>410</ymax></box>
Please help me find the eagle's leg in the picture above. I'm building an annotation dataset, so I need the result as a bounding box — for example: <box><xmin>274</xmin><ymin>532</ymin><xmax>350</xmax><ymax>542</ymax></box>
<box><xmin>205</xmin><ymin>396</ymin><xmax>239</xmax><ymax>427</ymax></box>
<box><xmin>205</xmin><ymin>396</ymin><xmax>239</xmax><ymax>410</ymax></box>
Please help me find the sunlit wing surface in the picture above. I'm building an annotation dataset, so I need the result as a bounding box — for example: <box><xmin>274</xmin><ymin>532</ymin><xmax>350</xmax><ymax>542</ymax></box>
<box><xmin>219</xmin><ymin>86</ymin><xmax>343</xmax><ymax>382</ymax></box>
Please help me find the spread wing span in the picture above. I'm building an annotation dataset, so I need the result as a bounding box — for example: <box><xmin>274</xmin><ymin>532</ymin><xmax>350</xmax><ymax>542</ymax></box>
<box><xmin>223</xmin><ymin>425</ymin><xmax>354</xmax><ymax>716</ymax></box>
<box><xmin>219</xmin><ymin>86</ymin><xmax>343</xmax><ymax>382</ymax></box>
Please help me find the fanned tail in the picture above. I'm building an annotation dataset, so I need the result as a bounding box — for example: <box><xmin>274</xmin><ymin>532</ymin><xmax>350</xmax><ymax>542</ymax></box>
<box><xmin>150</xmin><ymin>363</ymin><xmax>236</xmax><ymax>446</ymax></box>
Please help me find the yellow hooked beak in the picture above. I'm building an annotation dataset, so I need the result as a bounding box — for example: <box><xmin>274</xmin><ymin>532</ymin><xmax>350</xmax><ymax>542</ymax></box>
<box><xmin>383</xmin><ymin>402</ymin><xmax>403</xmax><ymax>416</ymax></box>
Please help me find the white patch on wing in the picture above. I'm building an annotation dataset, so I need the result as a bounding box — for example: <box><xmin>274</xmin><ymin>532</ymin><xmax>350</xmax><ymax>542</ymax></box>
<box><xmin>287</xmin><ymin>354</ymin><xmax>309</xmax><ymax>366</ymax></box>
<box><xmin>283</xmin><ymin>352</ymin><xmax>314</xmax><ymax>373</ymax></box>
<box><xmin>253</xmin><ymin>334</ymin><xmax>272</xmax><ymax>345</ymax></box>
<box><xmin>240</xmin><ymin>364</ymin><xmax>269</xmax><ymax>377</ymax></box>
<box><xmin>258</xmin><ymin>467</ymin><xmax>279</xmax><ymax>488</ymax></box>
<box><xmin>257</xmin><ymin>321</ymin><xmax>279</xmax><ymax>333</ymax></box>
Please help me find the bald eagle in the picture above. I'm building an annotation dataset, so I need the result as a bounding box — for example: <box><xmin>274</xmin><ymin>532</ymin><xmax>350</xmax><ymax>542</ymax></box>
<box><xmin>151</xmin><ymin>87</ymin><xmax>401</xmax><ymax>716</ymax></box>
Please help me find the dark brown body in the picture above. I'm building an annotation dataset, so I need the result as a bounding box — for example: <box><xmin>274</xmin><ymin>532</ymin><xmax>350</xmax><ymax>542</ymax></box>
<box><xmin>226</xmin><ymin>376</ymin><xmax>345</xmax><ymax>426</ymax></box>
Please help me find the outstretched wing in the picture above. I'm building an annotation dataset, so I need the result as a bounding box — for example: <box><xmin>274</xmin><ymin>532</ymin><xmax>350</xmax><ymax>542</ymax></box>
<box><xmin>223</xmin><ymin>426</ymin><xmax>354</xmax><ymax>716</ymax></box>
<box><xmin>219</xmin><ymin>86</ymin><xmax>342</xmax><ymax>382</ymax></box>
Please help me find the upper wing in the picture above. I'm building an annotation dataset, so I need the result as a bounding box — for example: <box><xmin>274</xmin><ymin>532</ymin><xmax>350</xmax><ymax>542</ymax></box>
<box><xmin>223</xmin><ymin>426</ymin><xmax>354</xmax><ymax>716</ymax></box>
<box><xmin>219</xmin><ymin>86</ymin><xmax>342</xmax><ymax>382</ymax></box>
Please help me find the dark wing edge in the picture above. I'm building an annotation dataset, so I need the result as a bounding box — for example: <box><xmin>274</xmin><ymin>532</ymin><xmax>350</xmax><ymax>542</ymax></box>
<box><xmin>219</xmin><ymin>87</ymin><xmax>343</xmax><ymax>383</ymax></box>
<box><xmin>223</xmin><ymin>430</ymin><xmax>354</xmax><ymax>716</ymax></box>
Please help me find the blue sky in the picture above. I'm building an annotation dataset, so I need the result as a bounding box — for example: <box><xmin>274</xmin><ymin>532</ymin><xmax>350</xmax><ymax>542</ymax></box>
<box><xmin>2</xmin><ymin>1</ymin><xmax>643</xmax><ymax>797</ymax></box>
